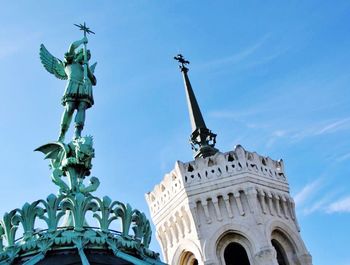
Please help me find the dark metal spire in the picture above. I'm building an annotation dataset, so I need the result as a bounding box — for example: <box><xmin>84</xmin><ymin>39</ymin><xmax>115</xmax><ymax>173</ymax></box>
<box><xmin>174</xmin><ymin>54</ymin><xmax>218</xmax><ymax>159</ymax></box>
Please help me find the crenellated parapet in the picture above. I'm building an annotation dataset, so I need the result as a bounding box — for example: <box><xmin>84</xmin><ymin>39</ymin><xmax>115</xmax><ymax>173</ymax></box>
<box><xmin>146</xmin><ymin>145</ymin><xmax>288</xmax><ymax>217</ymax></box>
<box><xmin>179</xmin><ymin>144</ymin><xmax>287</xmax><ymax>186</ymax></box>
<box><xmin>146</xmin><ymin>162</ymin><xmax>184</xmax><ymax>216</ymax></box>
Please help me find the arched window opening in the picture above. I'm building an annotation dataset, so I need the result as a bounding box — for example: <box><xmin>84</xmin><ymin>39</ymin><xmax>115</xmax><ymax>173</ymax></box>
<box><xmin>272</xmin><ymin>239</ymin><xmax>289</xmax><ymax>265</ymax></box>
<box><xmin>224</xmin><ymin>242</ymin><xmax>250</xmax><ymax>265</ymax></box>
<box><xmin>180</xmin><ymin>251</ymin><xmax>198</xmax><ymax>265</ymax></box>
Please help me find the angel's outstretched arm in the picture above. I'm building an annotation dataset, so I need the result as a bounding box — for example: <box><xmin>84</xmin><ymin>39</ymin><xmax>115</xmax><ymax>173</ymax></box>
<box><xmin>67</xmin><ymin>36</ymin><xmax>88</xmax><ymax>55</ymax></box>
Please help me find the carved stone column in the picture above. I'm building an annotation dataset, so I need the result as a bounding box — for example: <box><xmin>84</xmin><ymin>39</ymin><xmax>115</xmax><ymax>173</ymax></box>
<box><xmin>254</xmin><ymin>247</ymin><xmax>279</xmax><ymax>265</ymax></box>
<box><xmin>246</xmin><ymin>187</ymin><xmax>262</xmax><ymax>224</ymax></box>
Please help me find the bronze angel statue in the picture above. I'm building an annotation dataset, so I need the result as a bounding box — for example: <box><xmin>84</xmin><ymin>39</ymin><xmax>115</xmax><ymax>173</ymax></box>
<box><xmin>40</xmin><ymin>36</ymin><xmax>97</xmax><ymax>142</ymax></box>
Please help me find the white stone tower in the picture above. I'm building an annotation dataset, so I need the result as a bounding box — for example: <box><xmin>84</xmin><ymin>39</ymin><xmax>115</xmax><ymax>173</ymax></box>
<box><xmin>145</xmin><ymin>55</ymin><xmax>312</xmax><ymax>265</ymax></box>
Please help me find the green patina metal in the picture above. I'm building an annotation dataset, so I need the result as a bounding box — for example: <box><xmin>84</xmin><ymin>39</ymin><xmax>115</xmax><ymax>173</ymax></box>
<box><xmin>174</xmin><ymin>54</ymin><xmax>218</xmax><ymax>159</ymax></box>
<box><xmin>39</xmin><ymin>23</ymin><xmax>97</xmax><ymax>142</ymax></box>
<box><xmin>0</xmin><ymin>24</ymin><xmax>165</xmax><ymax>265</ymax></box>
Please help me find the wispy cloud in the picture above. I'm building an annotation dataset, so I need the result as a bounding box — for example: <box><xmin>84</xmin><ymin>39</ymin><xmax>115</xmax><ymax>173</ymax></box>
<box><xmin>294</xmin><ymin>178</ymin><xmax>323</xmax><ymax>206</ymax></box>
<box><xmin>200</xmin><ymin>33</ymin><xmax>271</xmax><ymax>69</ymax></box>
<box><xmin>244</xmin><ymin>48</ymin><xmax>288</xmax><ymax>68</ymax></box>
<box><xmin>315</xmin><ymin>118</ymin><xmax>350</xmax><ymax>135</ymax></box>
<box><xmin>210</xmin><ymin>108</ymin><xmax>350</xmax><ymax>149</ymax></box>
<box><xmin>326</xmin><ymin>196</ymin><xmax>350</xmax><ymax>213</ymax></box>
<box><xmin>303</xmin><ymin>199</ymin><xmax>328</xmax><ymax>215</ymax></box>
<box><xmin>265</xmin><ymin>130</ymin><xmax>288</xmax><ymax>148</ymax></box>
<box><xmin>336</xmin><ymin>152</ymin><xmax>350</xmax><ymax>163</ymax></box>
<box><xmin>289</xmin><ymin>117</ymin><xmax>350</xmax><ymax>142</ymax></box>
<box><xmin>302</xmin><ymin>190</ymin><xmax>340</xmax><ymax>215</ymax></box>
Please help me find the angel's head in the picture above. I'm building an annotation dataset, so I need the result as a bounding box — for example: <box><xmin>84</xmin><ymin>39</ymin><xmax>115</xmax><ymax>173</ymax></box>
<box><xmin>75</xmin><ymin>48</ymin><xmax>91</xmax><ymax>63</ymax></box>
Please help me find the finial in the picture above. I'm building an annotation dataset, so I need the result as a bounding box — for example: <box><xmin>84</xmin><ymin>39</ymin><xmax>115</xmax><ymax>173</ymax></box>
<box><xmin>174</xmin><ymin>54</ymin><xmax>218</xmax><ymax>159</ymax></box>
<box><xmin>74</xmin><ymin>22</ymin><xmax>95</xmax><ymax>37</ymax></box>
<box><xmin>174</xmin><ymin>54</ymin><xmax>190</xmax><ymax>72</ymax></box>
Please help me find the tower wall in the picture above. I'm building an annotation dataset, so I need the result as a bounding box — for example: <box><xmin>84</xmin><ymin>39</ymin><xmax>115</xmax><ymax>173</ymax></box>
<box><xmin>146</xmin><ymin>145</ymin><xmax>312</xmax><ymax>265</ymax></box>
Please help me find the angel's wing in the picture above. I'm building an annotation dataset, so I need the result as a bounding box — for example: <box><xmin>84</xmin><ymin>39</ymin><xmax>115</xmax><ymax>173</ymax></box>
<box><xmin>90</xmin><ymin>62</ymin><xmax>97</xmax><ymax>73</ymax></box>
<box><xmin>35</xmin><ymin>142</ymin><xmax>69</xmax><ymax>160</ymax></box>
<box><xmin>39</xmin><ymin>44</ymin><xmax>67</xmax><ymax>80</ymax></box>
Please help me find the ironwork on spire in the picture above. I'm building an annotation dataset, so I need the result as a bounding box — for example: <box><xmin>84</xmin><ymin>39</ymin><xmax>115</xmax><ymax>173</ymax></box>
<box><xmin>174</xmin><ymin>54</ymin><xmax>218</xmax><ymax>159</ymax></box>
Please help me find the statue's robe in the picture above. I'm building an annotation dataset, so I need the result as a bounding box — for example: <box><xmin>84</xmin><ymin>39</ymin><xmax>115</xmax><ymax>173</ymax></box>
<box><xmin>62</xmin><ymin>52</ymin><xmax>95</xmax><ymax>108</ymax></box>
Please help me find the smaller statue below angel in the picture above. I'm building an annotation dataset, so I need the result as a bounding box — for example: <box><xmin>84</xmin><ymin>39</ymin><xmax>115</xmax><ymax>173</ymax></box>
<box><xmin>35</xmin><ymin>136</ymin><xmax>99</xmax><ymax>195</ymax></box>
<box><xmin>40</xmin><ymin>36</ymin><xmax>97</xmax><ymax>142</ymax></box>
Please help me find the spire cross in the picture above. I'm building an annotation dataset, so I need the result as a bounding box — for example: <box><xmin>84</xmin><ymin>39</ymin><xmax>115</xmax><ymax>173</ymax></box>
<box><xmin>174</xmin><ymin>54</ymin><xmax>190</xmax><ymax>71</ymax></box>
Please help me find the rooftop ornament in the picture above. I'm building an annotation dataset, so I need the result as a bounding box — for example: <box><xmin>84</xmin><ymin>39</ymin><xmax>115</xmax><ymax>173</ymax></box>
<box><xmin>174</xmin><ymin>54</ymin><xmax>219</xmax><ymax>159</ymax></box>
<box><xmin>0</xmin><ymin>24</ymin><xmax>164</xmax><ymax>265</ymax></box>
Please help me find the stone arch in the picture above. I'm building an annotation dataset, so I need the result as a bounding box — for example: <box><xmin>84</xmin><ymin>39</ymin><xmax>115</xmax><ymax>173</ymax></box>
<box><xmin>266</xmin><ymin>220</ymin><xmax>306</xmax><ymax>254</ymax></box>
<box><xmin>203</xmin><ymin>223</ymin><xmax>257</xmax><ymax>265</ymax></box>
<box><xmin>272</xmin><ymin>238</ymin><xmax>289</xmax><ymax>265</ymax></box>
<box><xmin>224</xmin><ymin>241</ymin><xmax>251</xmax><ymax>265</ymax></box>
<box><xmin>270</xmin><ymin>229</ymin><xmax>295</xmax><ymax>265</ymax></box>
<box><xmin>204</xmin><ymin>223</ymin><xmax>258</xmax><ymax>261</ymax></box>
<box><xmin>267</xmin><ymin>220</ymin><xmax>309</xmax><ymax>265</ymax></box>
<box><xmin>216</xmin><ymin>232</ymin><xmax>253</xmax><ymax>265</ymax></box>
<box><xmin>179</xmin><ymin>252</ymin><xmax>199</xmax><ymax>265</ymax></box>
<box><xmin>171</xmin><ymin>239</ymin><xmax>202</xmax><ymax>265</ymax></box>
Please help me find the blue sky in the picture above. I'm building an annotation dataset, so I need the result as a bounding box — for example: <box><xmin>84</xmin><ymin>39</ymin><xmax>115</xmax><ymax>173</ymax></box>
<box><xmin>0</xmin><ymin>1</ymin><xmax>350</xmax><ymax>264</ymax></box>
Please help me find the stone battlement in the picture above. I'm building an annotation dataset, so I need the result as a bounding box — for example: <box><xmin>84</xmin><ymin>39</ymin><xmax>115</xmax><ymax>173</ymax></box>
<box><xmin>146</xmin><ymin>145</ymin><xmax>287</xmax><ymax>216</ymax></box>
